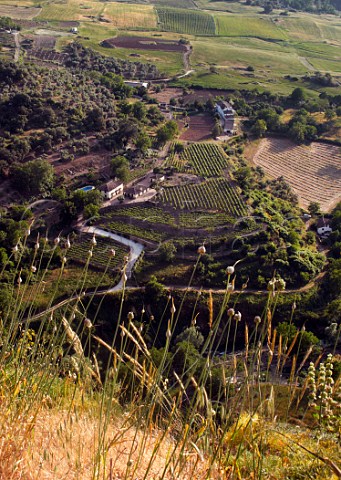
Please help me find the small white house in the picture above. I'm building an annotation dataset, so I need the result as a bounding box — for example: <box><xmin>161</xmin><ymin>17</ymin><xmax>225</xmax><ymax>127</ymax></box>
<box><xmin>70</xmin><ymin>27</ymin><xmax>78</xmax><ymax>34</ymax></box>
<box><xmin>316</xmin><ymin>217</ymin><xmax>332</xmax><ymax>237</ymax></box>
<box><xmin>215</xmin><ymin>100</ymin><xmax>236</xmax><ymax>134</ymax></box>
<box><xmin>124</xmin><ymin>80</ymin><xmax>149</xmax><ymax>89</ymax></box>
<box><xmin>100</xmin><ymin>179</ymin><xmax>123</xmax><ymax>200</ymax></box>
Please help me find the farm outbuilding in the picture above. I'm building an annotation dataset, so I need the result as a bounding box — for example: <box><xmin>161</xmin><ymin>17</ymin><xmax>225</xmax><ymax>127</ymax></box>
<box><xmin>215</xmin><ymin>101</ymin><xmax>236</xmax><ymax>134</ymax></box>
<box><xmin>316</xmin><ymin>217</ymin><xmax>332</xmax><ymax>237</ymax></box>
<box><xmin>125</xmin><ymin>184</ymin><xmax>150</xmax><ymax>199</ymax></box>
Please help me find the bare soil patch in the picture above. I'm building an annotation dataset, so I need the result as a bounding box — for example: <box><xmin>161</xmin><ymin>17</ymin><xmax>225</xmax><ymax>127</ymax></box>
<box><xmin>252</xmin><ymin>137</ymin><xmax>341</xmax><ymax>212</ymax></box>
<box><xmin>150</xmin><ymin>87</ymin><xmax>184</xmax><ymax>104</ymax></box>
<box><xmin>102</xmin><ymin>36</ymin><xmax>187</xmax><ymax>52</ymax></box>
<box><xmin>32</xmin><ymin>35</ymin><xmax>56</xmax><ymax>50</ymax></box>
<box><xmin>178</xmin><ymin>113</ymin><xmax>215</xmax><ymax>142</ymax></box>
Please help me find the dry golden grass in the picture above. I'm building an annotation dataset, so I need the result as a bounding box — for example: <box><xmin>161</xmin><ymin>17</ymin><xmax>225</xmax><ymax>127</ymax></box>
<box><xmin>103</xmin><ymin>3</ymin><xmax>157</xmax><ymax>30</ymax></box>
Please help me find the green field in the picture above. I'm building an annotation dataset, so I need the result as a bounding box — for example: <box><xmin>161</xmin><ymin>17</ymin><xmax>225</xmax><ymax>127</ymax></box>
<box><xmin>152</xmin><ymin>0</ymin><xmax>197</xmax><ymax>8</ymax></box>
<box><xmin>38</xmin><ymin>0</ymin><xmax>103</xmax><ymax>21</ymax></box>
<box><xmin>156</xmin><ymin>7</ymin><xmax>216</xmax><ymax>36</ymax></box>
<box><xmin>215</xmin><ymin>14</ymin><xmax>287</xmax><ymax>40</ymax></box>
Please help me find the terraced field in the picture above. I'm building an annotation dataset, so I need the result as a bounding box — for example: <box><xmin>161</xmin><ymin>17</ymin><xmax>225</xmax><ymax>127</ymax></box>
<box><xmin>156</xmin><ymin>7</ymin><xmax>216</xmax><ymax>36</ymax></box>
<box><xmin>166</xmin><ymin>143</ymin><xmax>230</xmax><ymax>177</ymax></box>
<box><xmin>161</xmin><ymin>178</ymin><xmax>247</xmax><ymax>215</ymax></box>
<box><xmin>252</xmin><ymin>138</ymin><xmax>341</xmax><ymax>211</ymax></box>
<box><xmin>215</xmin><ymin>14</ymin><xmax>286</xmax><ymax>40</ymax></box>
<box><xmin>0</xmin><ymin>4</ymin><xmax>41</xmax><ymax>19</ymax></box>
<box><xmin>68</xmin><ymin>234</ymin><xmax>129</xmax><ymax>270</ymax></box>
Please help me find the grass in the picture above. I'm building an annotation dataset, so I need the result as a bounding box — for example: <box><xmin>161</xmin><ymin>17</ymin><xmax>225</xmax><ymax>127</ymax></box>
<box><xmin>103</xmin><ymin>2</ymin><xmax>157</xmax><ymax>30</ymax></box>
<box><xmin>37</xmin><ymin>0</ymin><xmax>104</xmax><ymax>22</ymax></box>
<box><xmin>0</xmin><ymin>4</ymin><xmax>41</xmax><ymax>19</ymax></box>
<box><xmin>0</xmin><ymin>225</ymin><xmax>340</xmax><ymax>479</ymax></box>
<box><xmin>215</xmin><ymin>14</ymin><xmax>287</xmax><ymax>40</ymax></box>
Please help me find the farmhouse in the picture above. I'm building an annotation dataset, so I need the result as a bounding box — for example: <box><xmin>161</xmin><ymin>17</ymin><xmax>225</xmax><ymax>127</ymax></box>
<box><xmin>316</xmin><ymin>217</ymin><xmax>332</xmax><ymax>237</ymax></box>
<box><xmin>70</xmin><ymin>27</ymin><xmax>78</xmax><ymax>34</ymax></box>
<box><xmin>124</xmin><ymin>80</ymin><xmax>149</xmax><ymax>89</ymax></box>
<box><xmin>100</xmin><ymin>179</ymin><xmax>124</xmax><ymax>200</ymax></box>
<box><xmin>125</xmin><ymin>184</ymin><xmax>150</xmax><ymax>199</ymax></box>
<box><xmin>215</xmin><ymin>101</ymin><xmax>236</xmax><ymax>134</ymax></box>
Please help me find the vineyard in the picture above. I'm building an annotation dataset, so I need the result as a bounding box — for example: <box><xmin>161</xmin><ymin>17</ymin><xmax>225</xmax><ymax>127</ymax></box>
<box><xmin>161</xmin><ymin>178</ymin><xmax>247</xmax><ymax>215</ymax></box>
<box><xmin>156</xmin><ymin>7</ymin><xmax>216</xmax><ymax>36</ymax></box>
<box><xmin>97</xmin><ymin>219</ymin><xmax>165</xmax><ymax>242</ymax></box>
<box><xmin>252</xmin><ymin>138</ymin><xmax>341</xmax><ymax>211</ymax></box>
<box><xmin>153</xmin><ymin>0</ymin><xmax>197</xmax><ymax>9</ymax></box>
<box><xmin>178</xmin><ymin>211</ymin><xmax>233</xmax><ymax>228</ymax></box>
<box><xmin>68</xmin><ymin>234</ymin><xmax>129</xmax><ymax>271</ymax></box>
<box><xmin>102</xmin><ymin>206</ymin><xmax>176</xmax><ymax>226</ymax></box>
<box><xmin>167</xmin><ymin>143</ymin><xmax>230</xmax><ymax>177</ymax></box>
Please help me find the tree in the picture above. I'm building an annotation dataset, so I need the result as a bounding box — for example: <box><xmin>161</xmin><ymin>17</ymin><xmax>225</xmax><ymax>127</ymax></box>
<box><xmin>212</xmin><ymin>121</ymin><xmax>223</xmax><ymax>139</ymax></box>
<box><xmin>134</xmin><ymin>131</ymin><xmax>151</xmax><ymax>154</ymax></box>
<box><xmin>174</xmin><ymin>326</ymin><xmax>204</xmax><ymax>350</ymax></box>
<box><xmin>251</xmin><ymin>119</ymin><xmax>267</xmax><ymax>138</ymax></box>
<box><xmin>111</xmin><ymin>155</ymin><xmax>129</xmax><ymax>182</ymax></box>
<box><xmin>290</xmin><ymin>87</ymin><xmax>306</xmax><ymax>105</ymax></box>
<box><xmin>156</xmin><ymin>120</ymin><xmax>178</xmax><ymax>145</ymax></box>
<box><xmin>308</xmin><ymin>201</ymin><xmax>321</xmax><ymax>216</ymax></box>
<box><xmin>159</xmin><ymin>240</ymin><xmax>177</xmax><ymax>262</ymax></box>
<box><xmin>12</xmin><ymin>158</ymin><xmax>54</xmax><ymax>196</ymax></box>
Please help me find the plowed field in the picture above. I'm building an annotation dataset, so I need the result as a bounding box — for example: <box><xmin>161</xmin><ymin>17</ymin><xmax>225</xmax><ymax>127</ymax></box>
<box><xmin>252</xmin><ymin>138</ymin><xmax>341</xmax><ymax>211</ymax></box>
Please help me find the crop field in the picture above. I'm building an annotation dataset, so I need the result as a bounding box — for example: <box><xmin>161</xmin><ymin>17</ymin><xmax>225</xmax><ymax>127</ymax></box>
<box><xmin>103</xmin><ymin>3</ymin><xmax>157</xmax><ymax>30</ymax></box>
<box><xmin>68</xmin><ymin>234</ymin><xmax>129</xmax><ymax>271</ymax></box>
<box><xmin>215</xmin><ymin>15</ymin><xmax>286</xmax><ymax>40</ymax></box>
<box><xmin>152</xmin><ymin>0</ymin><xmax>197</xmax><ymax>8</ymax></box>
<box><xmin>102</xmin><ymin>36</ymin><xmax>187</xmax><ymax>52</ymax></box>
<box><xmin>161</xmin><ymin>178</ymin><xmax>247</xmax><ymax>215</ymax></box>
<box><xmin>166</xmin><ymin>143</ymin><xmax>230</xmax><ymax>177</ymax></box>
<box><xmin>0</xmin><ymin>4</ymin><xmax>40</xmax><ymax>19</ymax></box>
<box><xmin>98</xmin><ymin>219</ymin><xmax>165</xmax><ymax>242</ymax></box>
<box><xmin>252</xmin><ymin>138</ymin><xmax>341</xmax><ymax>212</ymax></box>
<box><xmin>179</xmin><ymin>114</ymin><xmax>215</xmax><ymax>142</ymax></box>
<box><xmin>156</xmin><ymin>7</ymin><xmax>216</xmax><ymax>36</ymax></box>
<box><xmin>102</xmin><ymin>206</ymin><xmax>176</xmax><ymax>226</ymax></box>
<box><xmin>37</xmin><ymin>0</ymin><xmax>103</xmax><ymax>21</ymax></box>
<box><xmin>178</xmin><ymin>211</ymin><xmax>233</xmax><ymax>228</ymax></box>
<box><xmin>279</xmin><ymin>15</ymin><xmax>341</xmax><ymax>44</ymax></box>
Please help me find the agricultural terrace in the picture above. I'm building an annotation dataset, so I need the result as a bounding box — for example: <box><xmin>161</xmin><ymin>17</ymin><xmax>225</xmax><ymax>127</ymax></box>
<box><xmin>96</xmin><ymin>219</ymin><xmax>165</xmax><ymax>243</ymax></box>
<box><xmin>100</xmin><ymin>205</ymin><xmax>235</xmax><ymax>229</ymax></box>
<box><xmin>161</xmin><ymin>178</ymin><xmax>247</xmax><ymax>215</ymax></box>
<box><xmin>214</xmin><ymin>15</ymin><xmax>286</xmax><ymax>40</ymax></box>
<box><xmin>0</xmin><ymin>5</ymin><xmax>41</xmax><ymax>19</ymax></box>
<box><xmin>252</xmin><ymin>138</ymin><xmax>341</xmax><ymax>212</ymax></box>
<box><xmin>166</xmin><ymin>143</ymin><xmax>230</xmax><ymax>177</ymax></box>
<box><xmin>156</xmin><ymin>7</ymin><xmax>216</xmax><ymax>36</ymax></box>
<box><xmin>68</xmin><ymin>234</ymin><xmax>129</xmax><ymax>271</ymax></box>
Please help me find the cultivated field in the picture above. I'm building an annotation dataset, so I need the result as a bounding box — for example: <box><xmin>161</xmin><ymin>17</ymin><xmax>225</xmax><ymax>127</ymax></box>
<box><xmin>102</xmin><ymin>36</ymin><xmax>187</xmax><ymax>52</ymax></box>
<box><xmin>215</xmin><ymin>14</ymin><xmax>286</xmax><ymax>40</ymax></box>
<box><xmin>103</xmin><ymin>3</ymin><xmax>157</xmax><ymax>30</ymax></box>
<box><xmin>37</xmin><ymin>0</ymin><xmax>103</xmax><ymax>22</ymax></box>
<box><xmin>68</xmin><ymin>234</ymin><xmax>129</xmax><ymax>271</ymax></box>
<box><xmin>166</xmin><ymin>143</ymin><xmax>229</xmax><ymax>176</ymax></box>
<box><xmin>156</xmin><ymin>7</ymin><xmax>216</xmax><ymax>36</ymax></box>
<box><xmin>161</xmin><ymin>177</ymin><xmax>247</xmax><ymax>215</ymax></box>
<box><xmin>0</xmin><ymin>4</ymin><xmax>40</xmax><ymax>19</ymax></box>
<box><xmin>252</xmin><ymin>138</ymin><xmax>341</xmax><ymax>211</ymax></box>
<box><xmin>179</xmin><ymin>114</ymin><xmax>215</xmax><ymax>142</ymax></box>
<box><xmin>152</xmin><ymin>0</ymin><xmax>197</xmax><ymax>8</ymax></box>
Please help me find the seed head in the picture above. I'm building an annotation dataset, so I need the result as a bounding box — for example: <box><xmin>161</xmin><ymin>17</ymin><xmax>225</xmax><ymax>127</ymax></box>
<box><xmin>54</xmin><ymin>236</ymin><xmax>60</xmax><ymax>246</ymax></box>
<box><xmin>170</xmin><ymin>299</ymin><xmax>176</xmax><ymax>314</ymax></box>
<box><xmin>227</xmin><ymin>308</ymin><xmax>235</xmax><ymax>317</ymax></box>
<box><xmin>197</xmin><ymin>245</ymin><xmax>206</xmax><ymax>255</ymax></box>
<box><xmin>127</xmin><ymin>311</ymin><xmax>134</xmax><ymax>321</ymax></box>
<box><xmin>91</xmin><ymin>235</ymin><xmax>97</xmax><ymax>247</ymax></box>
<box><xmin>109</xmin><ymin>249</ymin><xmax>116</xmax><ymax>257</ymax></box>
<box><xmin>31</xmin><ymin>265</ymin><xmax>37</xmax><ymax>273</ymax></box>
<box><xmin>65</xmin><ymin>237</ymin><xmax>71</xmax><ymax>249</ymax></box>
<box><xmin>12</xmin><ymin>245</ymin><xmax>19</xmax><ymax>254</ymax></box>
<box><xmin>254</xmin><ymin>315</ymin><xmax>261</xmax><ymax>325</ymax></box>
<box><xmin>62</xmin><ymin>256</ymin><xmax>67</xmax><ymax>265</ymax></box>
<box><xmin>234</xmin><ymin>311</ymin><xmax>242</xmax><ymax>322</ymax></box>
<box><xmin>84</xmin><ymin>318</ymin><xmax>93</xmax><ymax>329</ymax></box>
<box><xmin>226</xmin><ymin>265</ymin><xmax>235</xmax><ymax>275</ymax></box>
<box><xmin>88</xmin><ymin>249</ymin><xmax>93</xmax><ymax>258</ymax></box>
